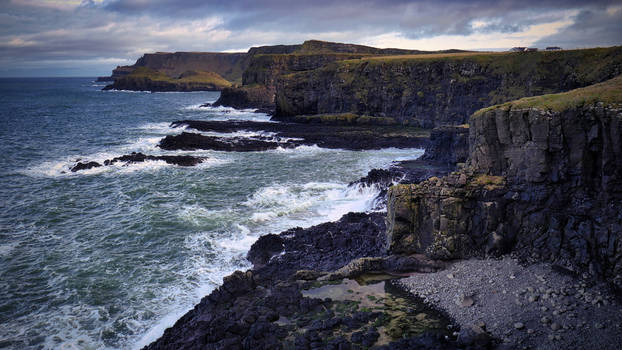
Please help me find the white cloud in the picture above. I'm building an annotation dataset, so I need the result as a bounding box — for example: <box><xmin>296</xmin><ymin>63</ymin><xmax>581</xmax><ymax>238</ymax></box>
<box><xmin>361</xmin><ymin>15</ymin><xmax>575</xmax><ymax>50</ymax></box>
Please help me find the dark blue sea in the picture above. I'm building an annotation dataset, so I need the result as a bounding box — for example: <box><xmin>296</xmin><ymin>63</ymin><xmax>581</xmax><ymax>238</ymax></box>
<box><xmin>0</xmin><ymin>78</ymin><xmax>422</xmax><ymax>349</ymax></box>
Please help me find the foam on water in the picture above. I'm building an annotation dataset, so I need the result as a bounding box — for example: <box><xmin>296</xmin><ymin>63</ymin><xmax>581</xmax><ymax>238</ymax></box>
<box><xmin>181</xmin><ymin>104</ymin><xmax>272</xmax><ymax>122</ymax></box>
<box><xmin>1</xmin><ymin>80</ymin><xmax>427</xmax><ymax>350</ymax></box>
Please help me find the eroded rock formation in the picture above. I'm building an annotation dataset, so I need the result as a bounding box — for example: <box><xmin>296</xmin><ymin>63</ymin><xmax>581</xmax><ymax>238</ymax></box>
<box><xmin>275</xmin><ymin>47</ymin><xmax>622</xmax><ymax>127</ymax></box>
<box><xmin>386</xmin><ymin>76</ymin><xmax>622</xmax><ymax>287</ymax></box>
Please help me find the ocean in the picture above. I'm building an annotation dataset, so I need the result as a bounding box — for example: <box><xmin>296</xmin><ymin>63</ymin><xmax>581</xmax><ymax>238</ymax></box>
<box><xmin>0</xmin><ymin>78</ymin><xmax>422</xmax><ymax>349</ymax></box>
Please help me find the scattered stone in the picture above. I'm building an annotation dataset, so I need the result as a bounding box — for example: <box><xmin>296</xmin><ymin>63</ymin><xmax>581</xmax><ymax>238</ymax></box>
<box><xmin>514</xmin><ymin>322</ymin><xmax>525</xmax><ymax>330</ymax></box>
<box><xmin>458</xmin><ymin>294</ymin><xmax>475</xmax><ymax>307</ymax></box>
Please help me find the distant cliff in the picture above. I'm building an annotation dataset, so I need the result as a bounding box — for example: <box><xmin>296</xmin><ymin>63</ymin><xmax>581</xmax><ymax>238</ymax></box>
<box><xmin>212</xmin><ymin>40</ymin><xmax>463</xmax><ymax>110</ymax></box>
<box><xmin>274</xmin><ymin>47</ymin><xmax>622</xmax><ymax>127</ymax></box>
<box><xmin>386</xmin><ymin>76</ymin><xmax>622</xmax><ymax>287</ymax></box>
<box><xmin>214</xmin><ymin>53</ymin><xmax>370</xmax><ymax>109</ymax></box>
<box><xmin>103</xmin><ymin>67</ymin><xmax>232</xmax><ymax>92</ymax></box>
<box><xmin>99</xmin><ymin>52</ymin><xmax>248</xmax><ymax>84</ymax></box>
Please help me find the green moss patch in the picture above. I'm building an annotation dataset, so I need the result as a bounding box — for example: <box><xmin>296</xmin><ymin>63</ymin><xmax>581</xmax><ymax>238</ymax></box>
<box><xmin>474</xmin><ymin>74</ymin><xmax>622</xmax><ymax>116</ymax></box>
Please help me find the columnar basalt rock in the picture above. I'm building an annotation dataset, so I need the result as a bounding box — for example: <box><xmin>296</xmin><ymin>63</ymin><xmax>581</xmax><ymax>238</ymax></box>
<box><xmin>275</xmin><ymin>47</ymin><xmax>622</xmax><ymax>127</ymax></box>
<box><xmin>386</xmin><ymin>77</ymin><xmax>622</xmax><ymax>287</ymax></box>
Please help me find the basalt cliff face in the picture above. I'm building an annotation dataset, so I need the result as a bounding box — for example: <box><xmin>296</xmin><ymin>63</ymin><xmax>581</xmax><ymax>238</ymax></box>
<box><xmin>214</xmin><ymin>53</ymin><xmax>369</xmax><ymax>109</ymax></box>
<box><xmin>386</xmin><ymin>76</ymin><xmax>622</xmax><ymax>288</ymax></box>
<box><xmin>212</xmin><ymin>40</ymin><xmax>464</xmax><ymax>111</ymax></box>
<box><xmin>274</xmin><ymin>47</ymin><xmax>622</xmax><ymax>127</ymax></box>
<box><xmin>101</xmin><ymin>52</ymin><xmax>248</xmax><ymax>84</ymax></box>
<box><xmin>103</xmin><ymin>68</ymin><xmax>232</xmax><ymax>92</ymax></box>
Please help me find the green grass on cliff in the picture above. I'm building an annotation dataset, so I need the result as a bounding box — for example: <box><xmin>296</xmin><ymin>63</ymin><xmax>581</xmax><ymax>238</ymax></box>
<box><xmin>126</xmin><ymin>67</ymin><xmax>232</xmax><ymax>88</ymax></box>
<box><xmin>474</xmin><ymin>74</ymin><xmax>622</xmax><ymax>115</ymax></box>
<box><xmin>291</xmin><ymin>113</ymin><xmax>399</xmax><ymax>125</ymax></box>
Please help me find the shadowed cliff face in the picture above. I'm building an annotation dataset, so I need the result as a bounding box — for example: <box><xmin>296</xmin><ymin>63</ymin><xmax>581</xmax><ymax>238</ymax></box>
<box><xmin>275</xmin><ymin>47</ymin><xmax>622</xmax><ymax>127</ymax></box>
<box><xmin>214</xmin><ymin>53</ymin><xmax>371</xmax><ymax>109</ymax></box>
<box><xmin>213</xmin><ymin>40</ymin><xmax>467</xmax><ymax>112</ymax></box>
<box><xmin>386</xmin><ymin>76</ymin><xmax>622</xmax><ymax>288</ymax></box>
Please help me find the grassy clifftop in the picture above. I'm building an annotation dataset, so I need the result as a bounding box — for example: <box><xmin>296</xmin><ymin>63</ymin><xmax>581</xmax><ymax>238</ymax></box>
<box><xmin>474</xmin><ymin>74</ymin><xmax>622</xmax><ymax>115</ymax></box>
<box><xmin>275</xmin><ymin>46</ymin><xmax>622</xmax><ymax>126</ymax></box>
<box><xmin>104</xmin><ymin>67</ymin><xmax>232</xmax><ymax>92</ymax></box>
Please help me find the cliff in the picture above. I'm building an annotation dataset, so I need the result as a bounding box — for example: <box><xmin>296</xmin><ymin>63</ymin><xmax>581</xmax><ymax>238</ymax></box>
<box><xmin>274</xmin><ymin>47</ymin><xmax>622</xmax><ymax>127</ymax></box>
<box><xmin>213</xmin><ymin>40</ymin><xmax>466</xmax><ymax>111</ymax></box>
<box><xmin>97</xmin><ymin>44</ymin><xmax>300</xmax><ymax>85</ymax></box>
<box><xmin>111</xmin><ymin>52</ymin><xmax>247</xmax><ymax>83</ymax></box>
<box><xmin>386</xmin><ymin>76</ymin><xmax>622</xmax><ymax>288</ymax></box>
<box><xmin>214</xmin><ymin>53</ymin><xmax>370</xmax><ymax>109</ymax></box>
<box><xmin>103</xmin><ymin>67</ymin><xmax>232</xmax><ymax>92</ymax></box>
<box><xmin>96</xmin><ymin>65</ymin><xmax>134</xmax><ymax>82</ymax></box>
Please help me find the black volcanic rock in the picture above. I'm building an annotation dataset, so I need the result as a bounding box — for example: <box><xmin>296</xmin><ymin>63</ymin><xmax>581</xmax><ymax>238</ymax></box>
<box><xmin>158</xmin><ymin>132</ymin><xmax>299</xmax><ymax>152</ymax></box>
<box><xmin>274</xmin><ymin>47</ymin><xmax>622</xmax><ymax>127</ymax></box>
<box><xmin>249</xmin><ymin>212</ymin><xmax>388</xmax><ymax>282</ymax></box>
<box><xmin>69</xmin><ymin>152</ymin><xmax>204</xmax><ymax>172</ymax></box>
<box><xmin>246</xmin><ymin>234</ymin><xmax>284</xmax><ymax>268</ymax></box>
<box><xmin>165</xmin><ymin>120</ymin><xmax>428</xmax><ymax>151</ymax></box>
<box><xmin>70</xmin><ymin>161</ymin><xmax>102</xmax><ymax>172</ymax></box>
<box><xmin>387</xmin><ymin>85</ymin><xmax>622</xmax><ymax>289</ymax></box>
<box><xmin>103</xmin><ymin>152</ymin><xmax>203</xmax><ymax>167</ymax></box>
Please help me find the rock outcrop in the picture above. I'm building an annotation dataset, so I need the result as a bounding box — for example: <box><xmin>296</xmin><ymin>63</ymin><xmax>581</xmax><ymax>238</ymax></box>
<box><xmin>162</xmin><ymin>119</ymin><xmax>429</xmax><ymax>151</ymax></box>
<box><xmin>419</xmin><ymin>125</ymin><xmax>469</xmax><ymax>165</ymax></box>
<box><xmin>213</xmin><ymin>53</ymin><xmax>371</xmax><ymax>111</ymax></box>
<box><xmin>103</xmin><ymin>68</ymin><xmax>232</xmax><ymax>92</ymax></box>
<box><xmin>275</xmin><ymin>47</ymin><xmax>622</xmax><ymax>127</ymax></box>
<box><xmin>69</xmin><ymin>152</ymin><xmax>204</xmax><ymax>172</ymax></box>
<box><xmin>213</xmin><ymin>40</ymin><xmax>466</xmax><ymax>111</ymax></box>
<box><xmin>386</xmin><ymin>76</ymin><xmax>622</xmax><ymax>288</ymax></box>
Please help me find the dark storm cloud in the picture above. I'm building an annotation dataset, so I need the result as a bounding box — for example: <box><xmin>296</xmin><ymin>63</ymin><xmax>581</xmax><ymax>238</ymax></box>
<box><xmin>1</xmin><ymin>0</ymin><xmax>621</xmax><ymax>76</ymax></box>
<box><xmin>100</xmin><ymin>0</ymin><xmax>614</xmax><ymax>34</ymax></box>
<box><xmin>535</xmin><ymin>7</ymin><xmax>622</xmax><ymax>48</ymax></box>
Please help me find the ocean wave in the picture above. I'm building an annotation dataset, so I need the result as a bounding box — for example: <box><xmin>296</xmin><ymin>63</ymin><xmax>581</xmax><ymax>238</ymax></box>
<box><xmin>181</xmin><ymin>104</ymin><xmax>273</xmax><ymax>122</ymax></box>
<box><xmin>101</xmin><ymin>89</ymin><xmax>151</xmax><ymax>93</ymax></box>
<box><xmin>245</xmin><ymin>180</ymin><xmax>379</xmax><ymax>228</ymax></box>
<box><xmin>22</xmin><ymin>153</ymin><xmax>229</xmax><ymax>178</ymax></box>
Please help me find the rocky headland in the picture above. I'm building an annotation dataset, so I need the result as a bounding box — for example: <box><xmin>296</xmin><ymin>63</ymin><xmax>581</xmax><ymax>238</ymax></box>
<box><xmin>103</xmin><ymin>67</ymin><xmax>232</xmax><ymax>92</ymax></box>
<box><xmin>274</xmin><ymin>47</ymin><xmax>622</xmax><ymax>127</ymax></box>
<box><xmin>140</xmin><ymin>69</ymin><xmax>622</xmax><ymax>349</ymax></box>
<box><xmin>159</xmin><ymin>118</ymin><xmax>429</xmax><ymax>152</ymax></box>
<box><xmin>96</xmin><ymin>41</ymin><xmax>622</xmax><ymax>349</ymax></box>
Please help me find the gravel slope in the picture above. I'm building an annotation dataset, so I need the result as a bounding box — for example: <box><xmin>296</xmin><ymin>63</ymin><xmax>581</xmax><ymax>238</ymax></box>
<box><xmin>397</xmin><ymin>257</ymin><xmax>622</xmax><ymax>349</ymax></box>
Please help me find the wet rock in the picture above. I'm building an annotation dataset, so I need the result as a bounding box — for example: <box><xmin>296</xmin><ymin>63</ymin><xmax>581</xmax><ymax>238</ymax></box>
<box><xmin>158</xmin><ymin>132</ymin><xmax>298</xmax><ymax>152</ymax></box>
<box><xmin>70</xmin><ymin>161</ymin><xmax>102</xmax><ymax>172</ymax></box>
<box><xmin>70</xmin><ymin>152</ymin><xmax>204</xmax><ymax>172</ymax></box>
<box><xmin>169</xmin><ymin>119</ymin><xmax>428</xmax><ymax>151</ymax></box>
<box><xmin>247</xmin><ymin>234</ymin><xmax>284</xmax><ymax>268</ymax></box>
<box><xmin>103</xmin><ymin>152</ymin><xmax>203</xmax><ymax>167</ymax></box>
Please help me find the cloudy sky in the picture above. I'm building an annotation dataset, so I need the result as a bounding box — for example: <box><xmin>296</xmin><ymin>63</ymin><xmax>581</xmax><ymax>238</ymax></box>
<box><xmin>1</xmin><ymin>0</ymin><xmax>621</xmax><ymax>77</ymax></box>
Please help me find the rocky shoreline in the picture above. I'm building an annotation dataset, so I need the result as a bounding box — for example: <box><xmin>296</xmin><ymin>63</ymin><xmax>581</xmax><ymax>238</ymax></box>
<box><xmin>142</xmin><ymin>161</ymin><xmax>622</xmax><ymax>350</ymax></box>
<box><xmin>140</xmin><ymin>73</ymin><xmax>622</xmax><ymax>349</ymax></box>
<box><xmin>161</xmin><ymin>119</ymin><xmax>429</xmax><ymax>152</ymax></box>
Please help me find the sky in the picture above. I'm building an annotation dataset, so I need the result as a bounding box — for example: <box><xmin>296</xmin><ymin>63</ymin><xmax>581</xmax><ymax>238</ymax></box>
<box><xmin>1</xmin><ymin>0</ymin><xmax>621</xmax><ymax>77</ymax></box>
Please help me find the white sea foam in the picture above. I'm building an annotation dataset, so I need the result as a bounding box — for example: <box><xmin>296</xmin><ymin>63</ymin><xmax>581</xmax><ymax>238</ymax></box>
<box><xmin>244</xmin><ymin>181</ymin><xmax>380</xmax><ymax>231</ymax></box>
<box><xmin>182</xmin><ymin>104</ymin><xmax>272</xmax><ymax>122</ymax></box>
<box><xmin>101</xmin><ymin>89</ymin><xmax>151</xmax><ymax>93</ymax></box>
<box><xmin>132</xmin><ymin>228</ymin><xmax>251</xmax><ymax>350</ymax></box>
